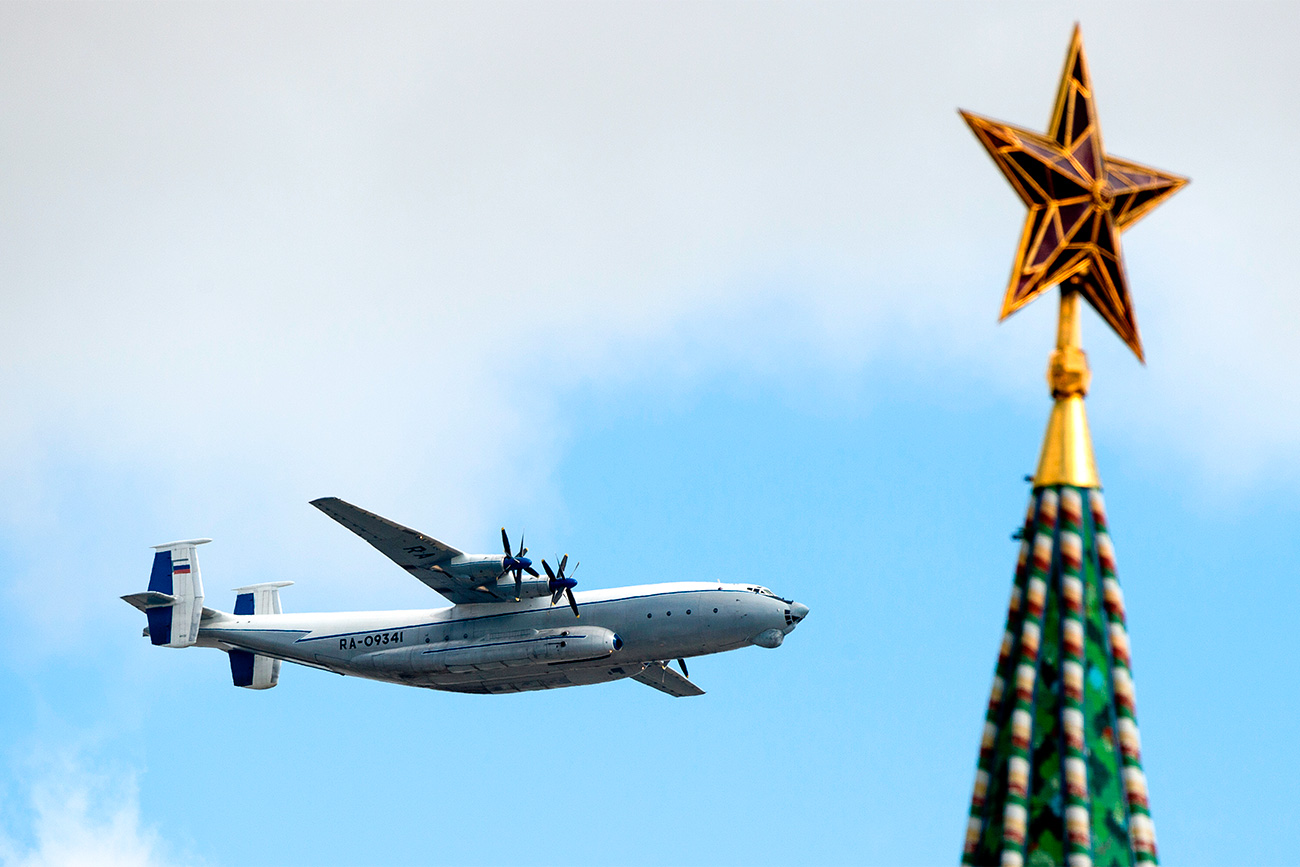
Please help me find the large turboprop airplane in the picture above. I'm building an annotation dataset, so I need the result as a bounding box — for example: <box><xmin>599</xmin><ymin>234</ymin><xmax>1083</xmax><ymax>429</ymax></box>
<box><xmin>122</xmin><ymin>498</ymin><xmax>809</xmax><ymax>697</ymax></box>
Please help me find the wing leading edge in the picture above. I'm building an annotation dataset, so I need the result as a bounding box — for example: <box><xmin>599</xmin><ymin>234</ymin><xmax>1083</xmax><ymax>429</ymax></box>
<box><xmin>310</xmin><ymin>497</ymin><xmax>488</xmax><ymax>604</ymax></box>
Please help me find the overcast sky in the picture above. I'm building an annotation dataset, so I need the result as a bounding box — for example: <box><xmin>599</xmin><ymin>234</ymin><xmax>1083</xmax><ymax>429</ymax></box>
<box><xmin>2</xmin><ymin>4</ymin><xmax>1297</xmax><ymax>865</ymax></box>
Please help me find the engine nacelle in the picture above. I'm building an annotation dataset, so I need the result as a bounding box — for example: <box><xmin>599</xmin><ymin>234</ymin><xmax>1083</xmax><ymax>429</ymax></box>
<box><xmin>443</xmin><ymin>560</ymin><xmax>555</xmax><ymax>600</ymax></box>
<box><xmin>497</xmin><ymin>575</ymin><xmax>558</xmax><ymax>600</ymax></box>
<box><xmin>355</xmin><ymin>627</ymin><xmax>622</xmax><ymax>674</ymax></box>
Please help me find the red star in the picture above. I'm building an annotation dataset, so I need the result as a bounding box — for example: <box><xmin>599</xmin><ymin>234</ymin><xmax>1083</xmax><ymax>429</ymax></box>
<box><xmin>960</xmin><ymin>25</ymin><xmax>1187</xmax><ymax>362</ymax></box>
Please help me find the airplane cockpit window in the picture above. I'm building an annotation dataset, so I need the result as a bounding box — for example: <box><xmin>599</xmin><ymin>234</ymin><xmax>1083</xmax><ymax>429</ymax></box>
<box><xmin>746</xmin><ymin>585</ymin><xmax>794</xmax><ymax>604</ymax></box>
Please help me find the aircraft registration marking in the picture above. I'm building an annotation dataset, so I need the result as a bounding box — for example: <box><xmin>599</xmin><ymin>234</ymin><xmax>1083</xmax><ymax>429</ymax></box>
<box><xmin>340</xmin><ymin>630</ymin><xmax>405</xmax><ymax>650</ymax></box>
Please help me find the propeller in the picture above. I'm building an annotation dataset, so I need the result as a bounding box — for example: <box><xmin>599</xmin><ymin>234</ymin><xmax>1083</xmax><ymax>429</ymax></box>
<box><xmin>501</xmin><ymin>528</ymin><xmax>539</xmax><ymax>600</ymax></box>
<box><xmin>541</xmin><ymin>555</ymin><xmax>580</xmax><ymax>617</ymax></box>
<box><xmin>677</xmin><ymin>658</ymin><xmax>689</xmax><ymax>678</ymax></box>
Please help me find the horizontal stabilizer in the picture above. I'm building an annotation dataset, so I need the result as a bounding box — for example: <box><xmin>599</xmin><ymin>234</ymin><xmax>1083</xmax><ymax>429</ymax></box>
<box><xmin>121</xmin><ymin>591</ymin><xmax>178</xmax><ymax>612</ymax></box>
<box><xmin>633</xmin><ymin>662</ymin><xmax>705</xmax><ymax>697</ymax></box>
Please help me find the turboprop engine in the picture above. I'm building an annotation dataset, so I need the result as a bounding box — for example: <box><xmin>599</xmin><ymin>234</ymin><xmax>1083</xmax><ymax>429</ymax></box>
<box><xmin>354</xmin><ymin>627</ymin><xmax>622</xmax><ymax>675</ymax></box>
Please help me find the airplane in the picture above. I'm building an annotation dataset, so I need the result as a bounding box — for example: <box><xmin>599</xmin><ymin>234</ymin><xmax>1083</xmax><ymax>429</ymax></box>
<box><xmin>122</xmin><ymin>497</ymin><xmax>809</xmax><ymax>697</ymax></box>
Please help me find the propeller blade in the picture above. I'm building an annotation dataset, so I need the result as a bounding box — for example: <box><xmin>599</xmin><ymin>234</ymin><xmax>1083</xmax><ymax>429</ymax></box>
<box><xmin>516</xmin><ymin>531</ymin><xmax>526</xmax><ymax>559</ymax></box>
<box><xmin>558</xmin><ymin>554</ymin><xmax>568</xmax><ymax>578</ymax></box>
<box><xmin>551</xmin><ymin>588</ymin><xmax>564</xmax><ymax>605</ymax></box>
<box><xmin>677</xmin><ymin>658</ymin><xmax>689</xmax><ymax>678</ymax></box>
<box><xmin>501</xmin><ymin>527</ymin><xmax>511</xmax><ymax>557</ymax></box>
<box><xmin>565</xmin><ymin>587</ymin><xmax>579</xmax><ymax>617</ymax></box>
<box><xmin>542</xmin><ymin>559</ymin><xmax>556</xmax><ymax>580</ymax></box>
<box><xmin>524</xmin><ymin>565</ymin><xmax>539</xmax><ymax>578</ymax></box>
<box><xmin>514</xmin><ymin>570</ymin><xmax>522</xmax><ymax>601</ymax></box>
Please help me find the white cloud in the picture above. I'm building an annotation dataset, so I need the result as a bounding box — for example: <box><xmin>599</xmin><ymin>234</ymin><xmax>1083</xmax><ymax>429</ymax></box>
<box><xmin>0</xmin><ymin>760</ymin><xmax>172</xmax><ymax>867</ymax></box>
<box><xmin>0</xmin><ymin>2</ymin><xmax>1295</xmax><ymax>580</ymax></box>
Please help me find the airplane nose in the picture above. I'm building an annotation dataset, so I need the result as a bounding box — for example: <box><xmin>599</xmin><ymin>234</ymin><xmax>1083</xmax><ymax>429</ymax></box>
<box><xmin>790</xmin><ymin>602</ymin><xmax>809</xmax><ymax>624</ymax></box>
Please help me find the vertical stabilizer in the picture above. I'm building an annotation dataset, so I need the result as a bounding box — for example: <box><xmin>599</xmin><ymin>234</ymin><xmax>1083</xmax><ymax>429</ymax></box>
<box><xmin>231</xmin><ymin>581</ymin><xmax>293</xmax><ymax>616</ymax></box>
<box><xmin>147</xmin><ymin>539</ymin><xmax>211</xmax><ymax>647</ymax></box>
<box><xmin>227</xmin><ymin>581</ymin><xmax>294</xmax><ymax>689</ymax></box>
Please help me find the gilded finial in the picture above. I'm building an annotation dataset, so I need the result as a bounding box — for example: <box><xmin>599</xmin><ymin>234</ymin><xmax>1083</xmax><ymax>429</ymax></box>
<box><xmin>960</xmin><ymin>26</ymin><xmax>1187</xmax><ymax>488</ymax></box>
<box><xmin>1036</xmin><ymin>285</ymin><xmax>1099</xmax><ymax>487</ymax></box>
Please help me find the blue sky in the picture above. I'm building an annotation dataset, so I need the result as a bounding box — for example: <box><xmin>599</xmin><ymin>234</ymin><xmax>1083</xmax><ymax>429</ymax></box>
<box><xmin>2</xmin><ymin>3</ymin><xmax>1299</xmax><ymax>865</ymax></box>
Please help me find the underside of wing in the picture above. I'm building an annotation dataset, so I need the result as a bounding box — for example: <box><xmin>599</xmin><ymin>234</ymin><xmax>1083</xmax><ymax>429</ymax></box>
<box><xmin>632</xmin><ymin>662</ymin><xmax>705</xmax><ymax>697</ymax></box>
<box><xmin>310</xmin><ymin>497</ymin><xmax>481</xmax><ymax>603</ymax></box>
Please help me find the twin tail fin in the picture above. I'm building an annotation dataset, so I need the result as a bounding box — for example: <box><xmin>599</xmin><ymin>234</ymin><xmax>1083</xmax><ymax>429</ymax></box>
<box><xmin>122</xmin><ymin>542</ymin><xmax>295</xmax><ymax>691</ymax></box>
<box><xmin>121</xmin><ymin>539</ymin><xmax>211</xmax><ymax>648</ymax></box>
<box><xmin>228</xmin><ymin>581</ymin><xmax>294</xmax><ymax>690</ymax></box>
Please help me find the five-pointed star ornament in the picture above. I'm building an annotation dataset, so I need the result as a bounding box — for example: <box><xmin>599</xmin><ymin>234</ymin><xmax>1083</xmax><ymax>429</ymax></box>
<box><xmin>960</xmin><ymin>25</ymin><xmax>1187</xmax><ymax>362</ymax></box>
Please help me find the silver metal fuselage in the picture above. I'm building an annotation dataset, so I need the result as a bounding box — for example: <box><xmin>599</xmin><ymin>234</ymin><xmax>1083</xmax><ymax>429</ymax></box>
<box><xmin>197</xmin><ymin>581</ymin><xmax>806</xmax><ymax>694</ymax></box>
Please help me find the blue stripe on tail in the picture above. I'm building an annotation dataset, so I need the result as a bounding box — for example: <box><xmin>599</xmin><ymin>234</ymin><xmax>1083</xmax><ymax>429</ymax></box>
<box><xmin>234</xmin><ymin>593</ymin><xmax>255</xmax><ymax>615</ymax></box>
<box><xmin>148</xmin><ymin>551</ymin><xmax>172</xmax><ymax>594</ymax></box>
<box><xmin>229</xmin><ymin>650</ymin><xmax>255</xmax><ymax>687</ymax></box>
<box><xmin>146</xmin><ymin>551</ymin><xmax>174</xmax><ymax>645</ymax></box>
<box><xmin>146</xmin><ymin>607</ymin><xmax>173</xmax><ymax>646</ymax></box>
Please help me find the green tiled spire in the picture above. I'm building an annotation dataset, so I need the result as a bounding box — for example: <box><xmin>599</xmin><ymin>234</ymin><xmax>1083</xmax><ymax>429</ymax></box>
<box><xmin>961</xmin><ymin>486</ymin><xmax>1157</xmax><ymax>866</ymax></box>
<box><xmin>958</xmin><ymin>26</ymin><xmax>1181</xmax><ymax>865</ymax></box>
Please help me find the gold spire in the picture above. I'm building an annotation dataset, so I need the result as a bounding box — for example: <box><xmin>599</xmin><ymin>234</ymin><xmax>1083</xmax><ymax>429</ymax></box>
<box><xmin>1034</xmin><ymin>285</ymin><xmax>1100</xmax><ymax>488</ymax></box>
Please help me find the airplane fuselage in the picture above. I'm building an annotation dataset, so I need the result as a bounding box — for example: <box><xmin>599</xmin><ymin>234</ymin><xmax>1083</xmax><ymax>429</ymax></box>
<box><xmin>196</xmin><ymin>581</ymin><xmax>807</xmax><ymax>694</ymax></box>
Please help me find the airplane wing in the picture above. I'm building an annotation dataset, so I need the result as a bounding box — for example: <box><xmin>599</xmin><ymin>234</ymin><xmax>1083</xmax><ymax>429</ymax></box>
<box><xmin>310</xmin><ymin>497</ymin><xmax>483</xmax><ymax>604</ymax></box>
<box><xmin>632</xmin><ymin>662</ymin><xmax>705</xmax><ymax>697</ymax></box>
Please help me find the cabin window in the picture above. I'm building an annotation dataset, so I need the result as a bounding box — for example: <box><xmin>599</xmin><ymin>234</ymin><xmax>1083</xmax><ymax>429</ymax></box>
<box><xmin>713</xmin><ymin>608</ymin><xmax>719</xmax><ymax>613</ymax></box>
<box><xmin>686</xmin><ymin>609</ymin><xmax>691</xmax><ymax>615</ymax></box>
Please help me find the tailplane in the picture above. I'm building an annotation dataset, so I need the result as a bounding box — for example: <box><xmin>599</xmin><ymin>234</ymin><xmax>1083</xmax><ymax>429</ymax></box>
<box><xmin>121</xmin><ymin>539</ymin><xmax>211</xmax><ymax>647</ymax></box>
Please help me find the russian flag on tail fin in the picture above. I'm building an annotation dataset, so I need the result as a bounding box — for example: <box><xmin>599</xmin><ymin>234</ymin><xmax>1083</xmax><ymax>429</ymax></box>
<box><xmin>136</xmin><ymin>539</ymin><xmax>211</xmax><ymax>647</ymax></box>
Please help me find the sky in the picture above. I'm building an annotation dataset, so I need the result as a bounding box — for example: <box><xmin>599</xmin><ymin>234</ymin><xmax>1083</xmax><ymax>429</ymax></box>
<box><xmin>1</xmin><ymin>2</ymin><xmax>1298</xmax><ymax>865</ymax></box>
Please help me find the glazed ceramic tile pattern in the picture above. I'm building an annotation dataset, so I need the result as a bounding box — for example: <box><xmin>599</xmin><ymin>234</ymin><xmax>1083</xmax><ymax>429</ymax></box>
<box><xmin>961</xmin><ymin>485</ymin><xmax>1156</xmax><ymax>866</ymax></box>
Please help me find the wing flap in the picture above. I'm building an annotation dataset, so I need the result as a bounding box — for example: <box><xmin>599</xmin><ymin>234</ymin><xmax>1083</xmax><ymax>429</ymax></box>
<box><xmin>632</xmin><ymin>662</ymin><xmax>705</xmax><ymax>697</ymax></box>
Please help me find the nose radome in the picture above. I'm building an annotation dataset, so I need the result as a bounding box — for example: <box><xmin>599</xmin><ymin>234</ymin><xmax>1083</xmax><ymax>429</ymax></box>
<box><xmin>790</xmin><ymin>602</ymin><xmax>809</xmax><ymax>623</ymax></box>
